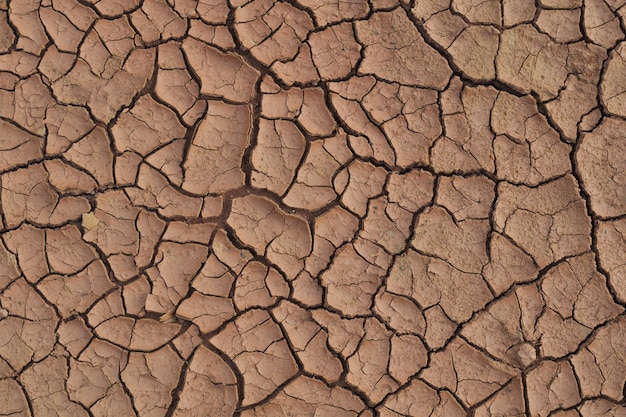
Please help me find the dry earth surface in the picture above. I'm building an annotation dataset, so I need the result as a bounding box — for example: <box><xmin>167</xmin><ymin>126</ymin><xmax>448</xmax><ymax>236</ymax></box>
<box><xmin>1</xmin><ymin>0</ymin><xmax>626</xmax><ymax>416</ymax></box>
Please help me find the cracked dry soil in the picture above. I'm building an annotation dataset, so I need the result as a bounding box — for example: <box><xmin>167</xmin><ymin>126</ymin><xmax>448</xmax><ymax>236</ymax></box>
<box><xmin>1</xmin><ymin>0</ymin><xmax>626</xmax><ymax>416</ymax></box>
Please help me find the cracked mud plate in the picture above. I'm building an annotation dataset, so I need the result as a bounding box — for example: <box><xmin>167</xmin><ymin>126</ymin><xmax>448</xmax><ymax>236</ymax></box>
<box><xmin>1</xmin><ymin>0</ymin><xmax>626</xmax><ymax>416</ymax></box>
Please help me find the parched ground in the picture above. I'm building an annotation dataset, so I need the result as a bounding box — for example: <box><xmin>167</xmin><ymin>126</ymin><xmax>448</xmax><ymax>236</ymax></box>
<box><xmin>1</xmin><ymin>0</ymin><xmax>626</xmax><ymax>416</ymax></box>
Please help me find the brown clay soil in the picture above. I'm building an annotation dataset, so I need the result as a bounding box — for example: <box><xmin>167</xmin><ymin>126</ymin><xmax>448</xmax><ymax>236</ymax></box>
<box><xmin>1</xmin><ymin>0</ymin><xmax>626</xmax><ymax>416</ymax></box>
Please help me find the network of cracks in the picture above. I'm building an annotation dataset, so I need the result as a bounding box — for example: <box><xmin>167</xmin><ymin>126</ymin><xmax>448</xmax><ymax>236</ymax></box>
<box><xmin>1</xmin><ymin>0</ymin><xmax>626</xmax><ymax>416</ymax></box>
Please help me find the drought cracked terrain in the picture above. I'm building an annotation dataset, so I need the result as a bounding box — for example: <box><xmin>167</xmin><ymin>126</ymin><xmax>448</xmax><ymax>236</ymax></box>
<box><xmin>1</xmin><ymin>0</ymin><xmax>626</xmax><ymax>416</ymax></box>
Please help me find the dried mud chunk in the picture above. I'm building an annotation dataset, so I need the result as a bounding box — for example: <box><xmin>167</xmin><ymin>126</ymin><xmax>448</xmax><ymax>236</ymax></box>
<box><xmin>131</xmin><ymin>0</ymin><xmax>187</xmax><ymax>42</ymax></box>
<box><xmin>190</xmin><ymin>254</ymin><xmax>234</xmax><ymax>297</ymax></box>
<box><xmin>0</xmin><ymin>51</ymin><xmax>39</xmax><ymax>77</ymax></box>
<box><xmin>346</xmin><ymin>318</ymin><xmax>399</xmax><ymax>403</ymax></box>
<box><xmin>424</xmin><ymin>305</ymin><xmax>457</xmax><ymax>349</ymax></box>
<box><xmin>272</xmin><ymin>301</ymin><xmax>343</xmax><ymax>383</ymax></box>
<box><xmin>516</xmin><ymin>282</ymin><xmax>590</xmax><ymax>358</ymax></box>
<box><xmin>330</xmin><ymin>94</ymin><xmax>395</xmax><ymax>164</ymax></box>
<box><xmin>541</xmin><ymin>253</ymin><xmax>623</xmax><ymax>328</ymax></box>
<box><xmin>10</xmin><ymin>0</ymin><xmax>49</xmax><ymax>54</ymax></box>
<box><xmin>172</xmin><ymin>345</ymin><xmax>237</xmax><ymax>417</ymax></box>
<box><xmin>448</xmin><ymin>26</ymin><xmax>499</xmax><ymax>81</ymax></box>
<box><xmin>234</xmin><ymin>261</ymin><xmax>289</xmax><ymax>310</ymax></box>
<box><xmin>122</xmin><ymin>275</ymin><xmax>151</xmax><ymax>315</ymax></box>
<box><xmin>111</xmin><ymin>95</ymin><xmax>186</xmax><ymax>156</ymax></box>
<box><xmin>46</xmin><ymin>225</ymin><xmax>98</xmax><ymax>275</ymax></box>
<box><xmin>234</xmin><ymin>0</ymin><xmax>313</xmax><ymax>66</ymax></box>
<box><xmin>145</xmin><ymin>139</ymin><xmax>186</xmax><ymax>186</ymax></box>
<box><xmin>37</xmin><ymin>260</ymin><xmax>114</xmax><ymax>318</ymax></box>
<box><xmin>64</xmin><ymin>126</ymin><xmax>114</xmax><ymax>186</ymax></box>
<box><xmin>44</xmin><ymin>159</ymin><xmax>96</xmax><ymax>193</ymax></box>
<box><xmin>210</xmin><ymin>309</ymin><xmax>297</xmax><ymax>406</ymax></box>
<box><xmin>412</xmin><ymin>206</ymin><xmax>489</xmax><ymax>273</ymax></box>
<box><xmin>320</xmin><ymin>243</ymin><xmax>386</xmax><ymax>316</ymax></box>
<box><xmin>182</xmin><ymin>101</ymin><xmax>251</xmax><ymax>195</ymax></box>
<box><xmin>527</xmin><ymin>360</ymin><xmax>581</xmax><ymax>417</ymax></box>
<box><xmin>0</xmin><ymin>378</ymin><xmax>29</xmax><ymax>415</ymax></box>
<box><xmin>171</xmin><ymin>325</ymin><xmax>202</xmax><ymax>360</ymax></box>
<box><xmin>422</xmin><ymin>337</ymin><xmax>517</xmax><ymax>407</ymax></box>
<box><xmin>387</xmin><ymin>249</ymin><xmax>492</xmax><ymax>323</ymax></box>
<box><xmin>432</xmin><ymin>85</ymin><xmax>497</xmax><ymax>173</ymax></box>
<box><xmin>503</xmin><ymin>0</ymin><xmax>535</xmax><ymax>26</ymax></box>
<box><xmin>546</xmin><ymin>48</ymin><xmax>605</xmax><ymax>141</ymax></box>
<box><xmin>241</xmin><ymin>376</ymin><xmax>365</xmax><ymax>417</ymax></box>
<box><xmin>86</xmin><ymin>290</ymin><xmax>125</xmax><ymax>327</ymax></box>
<box><xmin>340</xmin><ymin>160</ymin><xmax>387</xmax><ymax>217</ymax></box>
<box><xmin>436</xmin><ymin>175</ymin><xmax>494</xmax><ymax>221</ymax></box>
<box><xmin>596</xmin><ymin>219</ymin><xmax>626</xmax><ymax>302</ymax></box>
<box><xmin>577</xmin><ymin>118</ymin><xmax>626</xmax><ymax>217</ymax></box>
<box><xmin>0</xmin><ymin>240</ymin><xmax>19</xmax><ymax>290</ymax></box>
<box><xmin>411</xmin><ymin>0</ymin><xmax>453</xmax><ymax>20</ymax></box>
<box><xmin>311</xmin><ymin>310</ymin><xmax>365</xmax><ymax>359</ymax></box>
<box><xmin>121</xmin><ymin>346</ymin><xmax>183</xmax><ymax>417</ymax></box>
<box><xmin>20</xmin><ymin>351</ymin><xmax>89</xmax><ymax>417</ymax></box>
<box><xmin>497</xmin><ymin>24</ymin><xmax>568</xmax><ymax>100</ymax></box>
<box><xmin>251</xmin><ymin>119</ymin><xmax>305</xmax><ymax>196</ymax></box>
<box><xmin>13</xmin><ymin>75</ymin><xmax>52</xmax><ymax>136</ymax></box>
<box><xmin>536</xmin><ymin>8</ymin><xmax>582</xmax><ymax>43</ymax></box>
<box><xmin>212</xmin><ymin>230</ymin><xmax>254</xmax><ymax>274</ymax></box>
<box><xmin>296</xmin><ymin>0</ymin><xmax>369</xmax><ymax>25</ymax></box>
<box><xmin>176</xmin><ymin>292</ymin><xmax>235</xmax><ymax>333</ymax></box>
<box><xmin>0</xmin><ymin>278</ymin><xmax>57</xmax><ymax>371</ymax></box>
<box><xmin>195</xmin><ymin>0</ymin><xmax>229</xmax><ymax>23</ymax></box>
<box><xmin>96</xmin><ymin>317</ymin><xmax>181</xmax><ymax>351</ymax></box>
<box><xmin>602</xmin><ymin>42</ymin><xmax>626</xmax><ymax>117</ymax></box>
<box><xmin>40</xmin><ymin>6</ymin><xmax>84</xmax><ymax>53</ymax></box>
<box><xmin>3</xmin><ymin>224</ymin><xmax>48</xmax><ymax>283</ymax></box>
<box><xmin>378</xmin><ymin>379</ymin><xmax>466</xmax><ymax>417</ymax></box>
<box><xmin>183</xmin><ymin>37</ymin><xmax>258</xmax><ymax>102</ymax></box>
<box><xmin>578</xmin><ymin>399</ymin><xmax>626</xmax><ymax>417</ymax></box>
<box><xmin>381</xmin><ymin>87</ymin><xmax>441</xmax><ymax>168</ymax></box>
<box><xmin>57</xmin><ymin>48</ymin><xmax>155</xmax><ymax>123</ymax></box>
<box><xmin>309</xmin><ymin>23</ymin><xmax>361</xmax><ymax>80</ymax></box>
<box><xmin>482</xmin><ymin>232</ymin><xmax>538</xmax><ymax>295</ymax></box>
<box><xmin>39</xmin><ymin>45</ymin><xmax>76</xmax><ymax>82</ymax></box>
<box><xmin>291</xmin><ymin>271</ymin><xmax>323</xmax><ymax>307</ymax></box>
<box><xmin>298</xmin><ymin>88</ymin><xmax>336</xmax><ymax>137</ymax></box>
<box><xmin>572</xmin><ymin>316</ymin><xmax>626</xmax><ymax>401</ymax></box>
<box><xmin>474</xmin><ymin>377</ymin><xmax>526</xmax><ymax>417</ymax></box>
<box><xmin>0</xmin><ymin>10</ymin><xmax>15</xmax><ymax>53</ymax></box>
<box><xmin>270</xmin><ymin>43</ymin><xmax>320</xmax><ymax>85</ymax></box>
<box><xmin>227</xmin><ymin>195</ymin><xmax>311</xmax><ymax>279</ymax></box>
<box><xmin>452</xmin><ymin>0</ymin><xmax>501</xmax><ymax>24</ymax></box>
<box><xmin>388</xmin><ymin>334</ymin><xmax>428</xmax><ymax>384</ymax></box>
<box><xmin>45</xmin><ymin>104</ymin><xmax>94</xmax><ymax>155</ymax></box>
<box><xmin>130</xmin><ymin>164</ymin><xmax>203</xmax><ymax>218</ymax></box>
<box><xmin>360</xmin><ymin>196</ymin><xmax>412</xmax><ymax>254</ymax></box>
<box><xmin>492</xmin><ymin>92</ymin><xmax>571</xmax><ymax>185</ymax></box>
<box><xmin>387</xmin><ymin>169</ymin><xmax>434</xmax><ymax>212</ymax></box>
<box><xmin>494</xmin><ymin>175</ymin><xmax>592</xmax><ymax>268</ymax></box>
<box><xmin>583</xmin><ymin>0</ymin><xmax>624</xmax><ymax>48</ymax></box>
<box><xmin>90</xmin><ymin>383</ymin><xmax>135</xmax><ymax>417</ymax></box>
<box><xmin>155</xmin><ymin>43</ymin><xmax>204</xmax><ymax>124</ymax></box>
<box><xmin>424</xmin><ymin>9</ymin><xmax>468</xmax><ymax>50</ymax></box>
<box><xmin>144</xmin><ymin>241</ymin><xmax>207</xmax><ymax>313</ymax></box>
<box><xmin>0</xmin><ymin>119</ymin><xmax>43</xmax><ymax>172</ymax></box>
<box><xmin>356</xmin><ymin>9</ymin><xmax>452</xmax><ymax>89</ymax></box>
<box><xmin>83</xmin><ymin>190</ymin><xmax>139</xmax><ymax>256</ymax></box>
<box><xmin>462</xmin><ymin>292</ymin><xmax>536</xmax><ymax>368</ymax></box>
<box><xmin>282</xmin><ymin>139</ymin><xmax>341</xmax><ymax>210</ymax></box>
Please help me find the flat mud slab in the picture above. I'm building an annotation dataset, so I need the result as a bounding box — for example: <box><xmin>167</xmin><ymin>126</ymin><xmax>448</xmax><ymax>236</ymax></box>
<box><xmin>1</xmin><ymin>0</ymin><xmax>626</xmax><ymax>416</ymax></box>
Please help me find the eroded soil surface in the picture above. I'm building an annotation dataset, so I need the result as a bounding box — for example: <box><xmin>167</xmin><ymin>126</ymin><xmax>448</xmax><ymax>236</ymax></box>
<box><xmin>1</xmin><ymin>0</ymin><xmax>626</xmax><ymax>416</ymax></box>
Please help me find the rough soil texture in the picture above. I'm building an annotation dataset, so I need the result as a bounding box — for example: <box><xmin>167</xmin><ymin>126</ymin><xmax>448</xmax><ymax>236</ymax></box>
<box><xmin>1</xmin><ymin>0</ymin><xmax>626</xmax><ymax>416</ymax></box>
